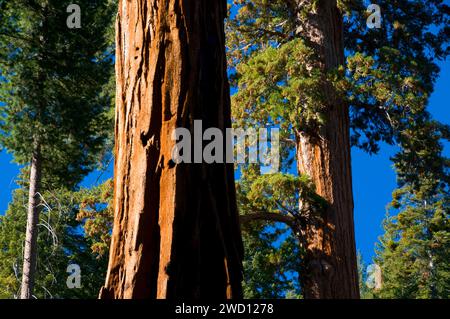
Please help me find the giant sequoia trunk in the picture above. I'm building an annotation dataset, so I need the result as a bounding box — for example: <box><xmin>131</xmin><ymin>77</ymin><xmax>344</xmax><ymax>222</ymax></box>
<box><xmin>100</xmin><ymin>0</ymin><xmax>243</xmax><ymax>299</ymax></box>
<box><xmin>295</xmin><ymin>0</ymin><xmax>359</xmax><ymax>298</ymax></box>
<box><xmin>20</xmin><ymin>143</ymin><xmax>42</xmax><ymax>299</ymax></box>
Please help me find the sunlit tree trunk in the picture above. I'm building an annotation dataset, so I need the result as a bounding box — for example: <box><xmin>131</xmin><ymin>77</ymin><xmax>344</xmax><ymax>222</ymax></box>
<box><xmin>100</xmin><ymin>0</ymin><xmax>243</xmax><ymax>299</ymax></box>
<box><xmin>295</xmin><ymin>0</ymin><xmax>359</xmax><ymax>299</ymax></box>
<box><xmin>20</xmin><ymin>142</ymin><xmax>42</xmax><ymax>299</ymax></box>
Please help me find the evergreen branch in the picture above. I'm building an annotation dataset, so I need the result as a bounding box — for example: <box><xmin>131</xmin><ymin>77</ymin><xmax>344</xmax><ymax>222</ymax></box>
<box><xmin>0</xmin><ymin>31</ymin><xmax>34</xmax><ymax>44</ymax></box>
<box><xmin>240</xmin><ymin>211</ymin><xmax>298</xmax><ymax>230</ymax></box>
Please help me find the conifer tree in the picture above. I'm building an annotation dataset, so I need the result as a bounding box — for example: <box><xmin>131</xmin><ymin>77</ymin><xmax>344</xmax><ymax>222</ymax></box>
<box><xmin>375</xmin><ymin>118</ymin><xmax>450</xmax><ymax>299</ymax></box>
<box><xmin>0</xmin><ymin>0</ymin><xmax>115</xmax><ymax>298</ymax></box>
<box><xmin>0</xmin><ymin>183</ymin><xmax>110</xmax><ymax>299</ymax></box>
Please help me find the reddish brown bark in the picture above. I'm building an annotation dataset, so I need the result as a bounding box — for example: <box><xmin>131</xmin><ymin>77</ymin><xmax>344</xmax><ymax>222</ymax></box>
<box><xmin>295</xmin><ymin>0</ymin><xmax>360</xmax><ymax>299</ymax></box>
<box><xmin>100</xmin><ymin>0</ymin><xmax>243</xmax><ymax>299</ymax></box>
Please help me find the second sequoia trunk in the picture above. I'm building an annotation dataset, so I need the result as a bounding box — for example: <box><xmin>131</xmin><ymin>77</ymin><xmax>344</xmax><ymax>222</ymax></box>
<box><xmin>295</xmin><ymin>0</ymin><xmax>359</xmax><ymax>298</ymax></box>
<box><xmin>100</xmin><ymin>0</ymin><xmax>243</xmax><ymax>299</ymax></box>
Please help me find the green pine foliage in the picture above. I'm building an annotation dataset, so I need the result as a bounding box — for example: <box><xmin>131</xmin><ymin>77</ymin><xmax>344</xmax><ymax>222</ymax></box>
<box><xmin>375</xmin><ymin>186</ymin><xmax>450</xmax><ymax>299</ymax></box>
<box><xmin>242</xmin><ymin>224</ymin><xmax>301</xmax><ymax>299</ymax></box>
<box><xmin>0</xmin><ymin>0</ymin><xmax>116</xmax><ymax>298</ymax></box>
<box><xmin>0</xmin><ymin>0</ymin><xmax>116</xmax><ymax>187</ymax></box>
<box><xmin>237</xmin><ymin>166</ymin><xmax>303</xmax><ymax>298</ymax></box>
<box><xmin>0</xmin><ymin>183</ymin><xmax>109</xmax><ymax>298</ymax></box>
<box><xmin>375</xmin><ymin>118</ymin><xmax>450</xmax><ymax>299</ymax></box>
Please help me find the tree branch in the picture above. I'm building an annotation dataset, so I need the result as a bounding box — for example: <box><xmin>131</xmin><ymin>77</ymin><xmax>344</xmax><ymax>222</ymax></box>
<box><xmin>240</xmin><ymin>212</ymin><xmax>298</xmax><ymax>231</ymax></box>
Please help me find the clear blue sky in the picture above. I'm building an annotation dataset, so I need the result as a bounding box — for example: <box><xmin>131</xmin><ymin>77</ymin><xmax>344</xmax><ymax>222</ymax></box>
<box><xmin>0</xmin><ymin>42</ymin><xmax>449</xmax><ymax>266</ymax></box>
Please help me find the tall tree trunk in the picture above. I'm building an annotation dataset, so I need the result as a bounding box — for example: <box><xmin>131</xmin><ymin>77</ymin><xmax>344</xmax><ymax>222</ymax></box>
<box><xmin>20</xmin><ymin>142</ymin><xmax>42</xmax><ymax>299</ymax></box>
<box><xmin>20</xmin><ymin>2</ymin><xmax>48</xmax><ymax>299</ymax></box>
<box><xmin>295</xmin><ymin>0</ymin><xmax>359</xmax><ymax>298</ymax></box>
<box><xmin>100</xmin><ymin>0</ymin><xmax>243</xmax><ymax>299</ymax></box>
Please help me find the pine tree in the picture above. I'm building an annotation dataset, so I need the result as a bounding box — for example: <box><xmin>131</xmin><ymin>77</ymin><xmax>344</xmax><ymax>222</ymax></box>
<box><xmin>0</xmin><ymin>0</ymin><xmax>115</xmax><ymax>298</ymax></box>
<box><xmin>375</xmin><ymin>118</ymin><xmax>450</xmax><ymax>299</ymax></box>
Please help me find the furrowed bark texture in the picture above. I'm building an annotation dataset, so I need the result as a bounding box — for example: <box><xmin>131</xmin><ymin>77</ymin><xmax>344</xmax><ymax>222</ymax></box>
<box><xmin>20</xmin><ymin>144</ymin><xmax>42</xmax><ymax>299</ymax></box>
<box><xmin>20</xmin><ymin>3</ymin><xmax>48</xmax><ymax>298</ymax></box>
<box><xmin>295</xmin><ymin>0</ymin><xmax>359</xmax><ymax>299</ymax></box>
<box><xmin>100</xmin><ymin>0</ymin><xmax>243</xmax><ymax>299</ymax></box>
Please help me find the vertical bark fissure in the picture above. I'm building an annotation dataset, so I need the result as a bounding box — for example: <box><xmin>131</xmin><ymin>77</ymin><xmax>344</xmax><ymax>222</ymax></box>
<box><xmin>101</xmin><ymin>0</ymin><xmax>243</xmax><ymax>299</ymax></box>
